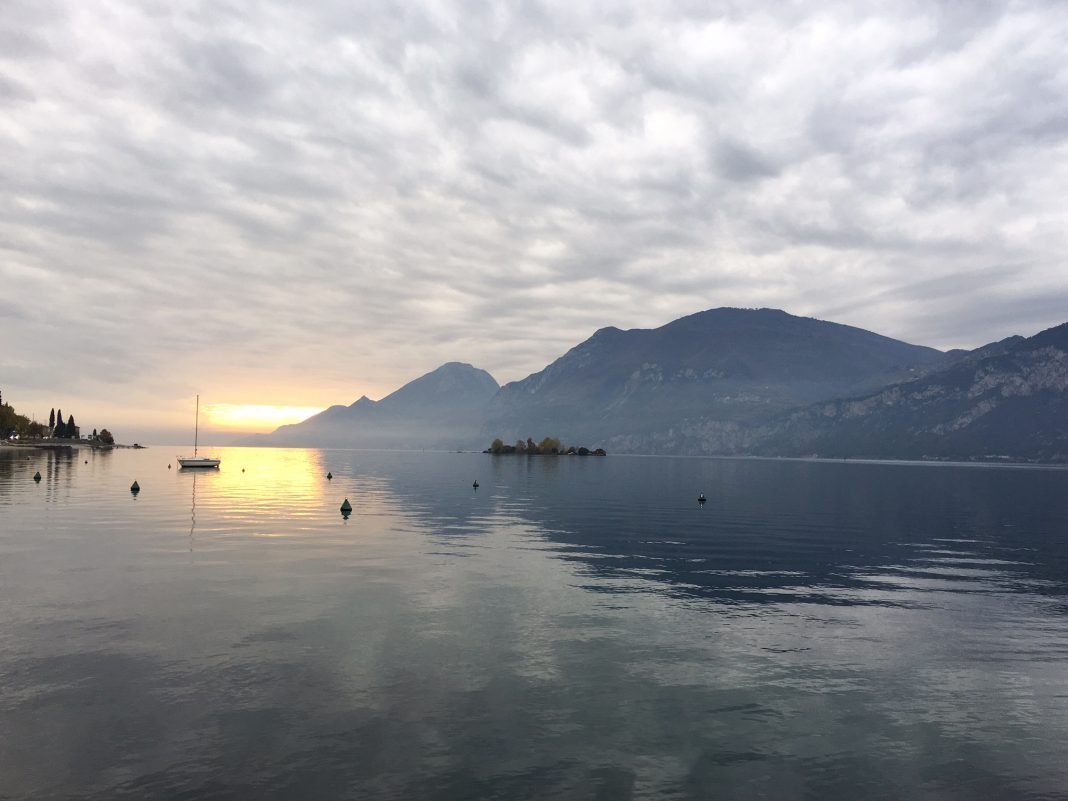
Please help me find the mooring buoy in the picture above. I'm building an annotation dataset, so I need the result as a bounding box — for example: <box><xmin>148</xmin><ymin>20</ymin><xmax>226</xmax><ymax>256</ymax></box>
<box><xmin>131</xmin><ymin>481</ymin><xmax>140</xmax><ymax>494</ymax></box>
<box><xmin>33</xmin><ymin>471</ymin><xmax>41</xmax><ymax>482</ymax></box>
<box><xmin>340</xmin><ymin>498</ymin><xmax>352</xmax><ymax>513</ymax></box>
<box><xmin>472</xmin><ymin>480</ymin><xmax>479</xmax><ymax>489</ymax></box>
<box><xmin>167</xmin><ymin>464</ymin><xmax>171</xmax><ymax>469</ymax></box>
<box><xmin>327</xmin><ymin>472</ymin><xmax>333</xmax><ymax>480</ymax></box>
<box><xmin>697</xmin><ymin>493</ymin><xmax>706</xmax><ymax>504</ymax></box>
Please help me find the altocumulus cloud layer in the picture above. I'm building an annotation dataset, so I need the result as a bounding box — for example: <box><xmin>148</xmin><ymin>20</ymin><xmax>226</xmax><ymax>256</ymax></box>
<box><xmin>1</xmin><ymin>0</ymin><xmax>1067</xmax><ymax>435</ymax></box>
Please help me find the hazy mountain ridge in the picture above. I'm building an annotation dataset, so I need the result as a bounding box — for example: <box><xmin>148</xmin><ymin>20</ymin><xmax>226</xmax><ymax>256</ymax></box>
<box><xmin>245</xmin><ymin>310</ymin><xmax>1067</xmax><ymax>462</ymax></box>
<box><xmin>239</xmin><ymin>362</ymin><xmax>498</xmax><ymax>449</ymax></box>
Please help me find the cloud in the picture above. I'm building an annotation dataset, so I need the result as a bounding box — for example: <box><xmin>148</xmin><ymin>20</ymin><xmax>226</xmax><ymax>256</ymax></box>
<box><xmin>715</xmin><ymin>139</ymin><xmax>780</xmax><ymax>183</ymax></box>
<box><xmin>1</xmin><ymin>0</ymin><xmax>1066</xmax><ymax>438</ymax></box>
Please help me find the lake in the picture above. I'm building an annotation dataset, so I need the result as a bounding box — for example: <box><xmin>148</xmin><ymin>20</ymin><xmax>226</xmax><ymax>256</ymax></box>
<box><xmin>2</xmin><ymin>446</ymin><xmax>1068</xmax><ymax>800</ymax></box>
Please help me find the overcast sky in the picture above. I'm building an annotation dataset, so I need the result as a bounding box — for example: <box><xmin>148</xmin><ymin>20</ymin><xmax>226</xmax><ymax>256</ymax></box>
<box><xmin>2</xmin><ymin>0</ymin><xmax>1066</xmax><ymax>441</ymax></box>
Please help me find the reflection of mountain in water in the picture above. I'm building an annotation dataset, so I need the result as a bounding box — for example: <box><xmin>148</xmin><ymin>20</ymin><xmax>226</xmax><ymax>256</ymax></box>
<box><xmin>330</xmin><ymin>452</ymin><xmax>1068</xmax><ymax>608</ymax></box>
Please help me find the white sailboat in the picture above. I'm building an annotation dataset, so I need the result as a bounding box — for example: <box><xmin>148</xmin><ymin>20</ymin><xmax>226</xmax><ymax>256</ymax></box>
<box><xmin>177</xmin><ymin>395</ymin><xmax>220</xmax><ymax>469</ymax></box>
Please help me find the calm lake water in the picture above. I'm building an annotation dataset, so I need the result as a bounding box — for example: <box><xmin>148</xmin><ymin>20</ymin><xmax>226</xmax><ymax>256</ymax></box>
<box><xmin>2</xmin><ymin>447</ymin><xmax>1068</xmax><ymax>800</ymax></box>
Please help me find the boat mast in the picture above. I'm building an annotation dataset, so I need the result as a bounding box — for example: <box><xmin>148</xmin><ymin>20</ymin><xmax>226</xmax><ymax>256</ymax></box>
<box><xmin>194</xmin><ymin>394</ymin><xmax>199</xmax><ymax>457</ymax></box>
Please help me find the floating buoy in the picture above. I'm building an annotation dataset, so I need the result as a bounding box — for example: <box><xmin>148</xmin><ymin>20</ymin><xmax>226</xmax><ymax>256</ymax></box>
<box><xmin>472</xmin><ymin>480</ymin><xmax>479</xmax><ymax>489</ymax></box>
<box><xmin>697</xmin><ymin>493</ymin><xmax>706</xmax><ymax>504</ymax></box>
<box><xmin>242</xmin><ymin>468</ymin><xmax>245</xmax><ymax>472</ymax></box>
<box><xmin>327</xmin><ymin>472</ymin><xmax>333</xmax><ymax>480</ymax></box>
<box><xmin>167</xmin><ymin>464</ymin><xmax>171</xmax><ymax>469</ymax></box>
<box><xmin>340</xmin><ymin>498</ymin><xmax>352</xmax><ymax>513</ymax></box>
<box><xmin>84</xmin><ymin>460</ymin><xmax>88</xmax><ymax>464</ymax></box>
<box><xmin>131</xmin><ymin>481</ymin><xmax>140</xmax><ymax>494</ymax></box>
<box><xmin>33</xmin><ymin>471</ymin><xmax>41</xmax><ymax>482</ymax></box>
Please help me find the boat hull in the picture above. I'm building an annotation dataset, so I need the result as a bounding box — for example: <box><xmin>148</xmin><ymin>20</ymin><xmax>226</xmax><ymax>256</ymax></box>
<box><xmin>177</xmin><ymin>457</ymin><xmax>220</xmax><ymax>468</ymax></box>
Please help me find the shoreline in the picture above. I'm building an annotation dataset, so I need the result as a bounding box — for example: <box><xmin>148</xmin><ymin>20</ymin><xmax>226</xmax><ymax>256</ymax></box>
<box><xmin>0</xmin><ymin>440</ymin><xmax>143</xmax><ymax>451</ymax></box>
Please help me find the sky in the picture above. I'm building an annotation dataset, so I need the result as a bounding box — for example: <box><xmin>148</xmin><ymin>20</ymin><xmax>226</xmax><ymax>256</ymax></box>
<box><xmin>2</xmin><ymin>0</ymin><xmax>1066</xmax><ymax>443</ymax></box>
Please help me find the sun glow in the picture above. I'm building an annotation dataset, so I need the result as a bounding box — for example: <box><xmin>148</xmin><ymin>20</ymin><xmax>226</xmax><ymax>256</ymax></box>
<box><xmin>203</xmin><ymin>404</ymin><xmax>323</xmax><ymax>431</ymax></box>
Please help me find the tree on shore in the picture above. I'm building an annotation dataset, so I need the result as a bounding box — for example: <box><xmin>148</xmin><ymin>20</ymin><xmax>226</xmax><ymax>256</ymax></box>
<box><xmin>0</xmin><ymin>398</ymin><xmax>47</xmax><ymax>439</ymax></box>
<box><xmin>49</xmin><ymin>408</ymin><xmax>55</xmax><ymax>433</ymax></box>
<box><xmin>98</xmin><ymin>429</ymin><xmax>114</xmax><ymax>445</ymax></box>
<box><xmin>66</xmin><ymin>414</ymin><xmax>77</xmax><ymax>438</ymax></box>
<box><xmin>0</xmin><ymin>402</ymin><xmax>14</xmax><ymax>435</ymax></box>
<box><xmin>55</xmin><ymin>410</ymin><xmax>65</xmax><ymax>438</ymax></box>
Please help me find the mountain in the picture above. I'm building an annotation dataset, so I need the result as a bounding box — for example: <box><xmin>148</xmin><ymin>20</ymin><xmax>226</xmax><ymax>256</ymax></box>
<box><xmin>244</xmin><ymin>309</ymin><xmax>1067</xmax><ymax>462</ymax></box>
<box><xmin>483</xmin><ymin>308</ymin><xmax>946</xmax><ymax>449</ymax></box>
<box><xmin>243</xmin><ymin>362</ymin><xmax>499</xmax><ymax>449</ymax></box>
<box><xmin>745</xmin><ymin>322</ymin><xmax>1068</xmax><ymax>461</ymax></box>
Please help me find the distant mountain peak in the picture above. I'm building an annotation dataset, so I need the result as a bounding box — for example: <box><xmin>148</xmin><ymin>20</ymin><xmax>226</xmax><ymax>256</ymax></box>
<box><xmin>436</xmin><ymin>361</ymin><xmax>482</xmax><ymax>371</ymax></box>
<box><xmin>383</xmin><ymin>362</ymin><xmax>499</xmax><ymax>401</ymax></box>
<box><xmin>591</xmin><ymin>326</ymin><xmax>623</xmax><ymax>337</ymax></box>
<box><xmin>239</xmin><ymin>362</ymin><xmax>499</xmax><ymax>450</ymax></box>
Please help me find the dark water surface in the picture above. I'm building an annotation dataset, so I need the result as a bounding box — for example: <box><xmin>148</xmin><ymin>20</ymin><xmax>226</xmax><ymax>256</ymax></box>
<box><xmin>2</xmin><ymin>447</ymin><xmax>1068</xmax><ymax>800</ymax></box>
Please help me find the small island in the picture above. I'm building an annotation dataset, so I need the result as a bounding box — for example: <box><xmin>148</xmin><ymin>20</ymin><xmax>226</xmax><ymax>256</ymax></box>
<box><xmin>484</xmin><ymin>437</ymin><xmax>606</xmax><ymax>456</ymax></box>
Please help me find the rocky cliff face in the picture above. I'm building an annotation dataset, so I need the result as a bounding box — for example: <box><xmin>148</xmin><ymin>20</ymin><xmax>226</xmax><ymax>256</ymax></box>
<box><xmin>596</xmin><ymin>324</ymin><xmax>1068</xmax><ymax>461</ymax></box>
<box><xmin>746</xmin><ymin>323</ymin><xmax>1068</xmax><ymax>461</ymax></box>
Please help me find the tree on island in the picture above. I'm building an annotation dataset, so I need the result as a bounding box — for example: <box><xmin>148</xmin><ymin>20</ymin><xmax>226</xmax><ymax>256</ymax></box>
<box><xmin>97</xmin><ymin>429</ymin><xmax>114</xmax><ymax>445</ymax></box>
<box><xmin>538</xmin><ymin>436</ymin><xmax>561</xmax><ymax>454</ymax></box>
<box><xmin>486</xmin><ymin>436</ymin><xmax>606</xmax><ymax>456</ymax></box>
